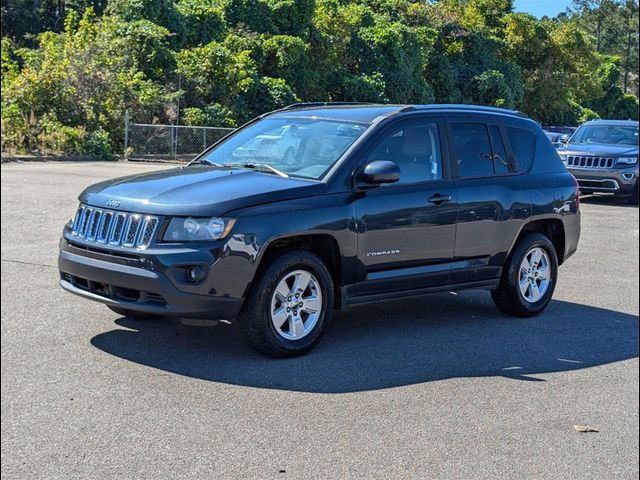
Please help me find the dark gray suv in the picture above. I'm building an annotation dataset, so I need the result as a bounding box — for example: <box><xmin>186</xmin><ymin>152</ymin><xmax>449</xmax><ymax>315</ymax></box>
<box><xmin>59</xmin><ymin>103</ymin><xmax>581</xmax><ymax>357</ymax></box>
<box><xmin>558</xmin><ymin>120</ymin><xmax>639</xmax><ymax>205</ymax></box>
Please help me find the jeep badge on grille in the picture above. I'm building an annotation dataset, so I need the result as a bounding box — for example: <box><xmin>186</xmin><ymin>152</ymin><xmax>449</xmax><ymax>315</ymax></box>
<box><xmin>105</xmin><ymin>199</ymin><xmax>120</xmax><ymax>208</ymax></box>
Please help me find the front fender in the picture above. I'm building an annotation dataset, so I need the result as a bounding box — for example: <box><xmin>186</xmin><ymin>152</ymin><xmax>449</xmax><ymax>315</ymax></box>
<box><xmin>222</xmin><ymin>193</ymin><xmax>357</xmax><ymax>298</ymax></box>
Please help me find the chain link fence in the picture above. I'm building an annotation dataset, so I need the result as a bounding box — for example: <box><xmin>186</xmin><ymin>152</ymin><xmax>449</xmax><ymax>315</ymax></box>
<box><xmin>125</xmin><ymin>122</ymin><xmax>235</xmax><ymax>162</ymax></box>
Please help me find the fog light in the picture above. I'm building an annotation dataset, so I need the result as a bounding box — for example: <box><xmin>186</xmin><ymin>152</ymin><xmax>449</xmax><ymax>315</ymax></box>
<box><xmin>186</xmin><ymin>266</ymin><xmax>205</xmax><ymax>283</ymax></box>
<box><xmin>622</xmin><ymin>173</ymin><xmax>635</xmax><ymax>180</ymax></box>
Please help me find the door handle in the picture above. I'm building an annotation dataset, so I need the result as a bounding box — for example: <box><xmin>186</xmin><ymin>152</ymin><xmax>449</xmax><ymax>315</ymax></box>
<box><xmin>428</xmin><ymin>194</ymin><xmax>452</xmax><ymax>205</ymax></box>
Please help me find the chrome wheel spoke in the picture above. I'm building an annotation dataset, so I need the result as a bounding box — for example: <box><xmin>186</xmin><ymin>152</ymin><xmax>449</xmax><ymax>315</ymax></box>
<box><xmin>272</xmin><ymin>306</ymin><xmax>289</xmax><ymax>329</ymax></box>
<box><xmin>275</xmin><ymin>281</ymin><xmax>290</xmax><ymax>302</ymax></box>
<box><xmin>537</xmin><ymin>266</ymin><xmax>551</xmax><ymax>280</ymax></box>
<box><xmin>530</xmin><ymin>283</ymin><xmax>542</xmax><ymax>301</ymax></box>
<box><xmin>519</xmin><ymin>277</ymin><xmax>530</xmax><ymax>297</ymax></box>
<box><xmin>530</xmin><ymin>248</ymin><xmax>543</xmax><ymax>267</ymax></box>
<box><xmin>291</xmin><ymin>271</ymin><xmax>312</xmax><ymax>296</ymax></box>
<box><xmin>302</xmin><ymin>295</ymin><xmax>322</xmax><ymax>313</ymax></box>
<box><xmin>289</xmin><ymin>316</ymin><xmax>305</xmax><ymax>338</ymax></box>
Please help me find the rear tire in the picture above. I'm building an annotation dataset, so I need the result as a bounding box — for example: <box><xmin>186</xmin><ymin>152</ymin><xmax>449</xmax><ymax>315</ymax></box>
<box><xmin>241</xmin><ymin>250</ymin><xmax>334</xmax><ymax>358</ymax></box>
<box><xmin>491</xmin><ymin>233</ymin><xmax>558</xmax><ymax>317</ymax></box>
<box><xmin>107</xmin><ymin>306</ymin><xmax>161</xmax><ymax>321</ymax></box>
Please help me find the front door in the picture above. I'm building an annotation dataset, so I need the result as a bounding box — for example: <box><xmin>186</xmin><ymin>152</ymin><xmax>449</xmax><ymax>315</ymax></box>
<box><xmin>353</xmin><ymin>117</ymin><xmax>458</xmax><ymax>296</ymax></box>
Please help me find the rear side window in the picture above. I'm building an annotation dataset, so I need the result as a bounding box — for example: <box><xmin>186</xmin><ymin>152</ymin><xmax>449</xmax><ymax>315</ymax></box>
<box><xmin>488</xmin><ymin>125</ymin><xmax>509</xmax><ymax>174</ymax></box>
<box><xmin>451</xmin><ymin>123</ymin><xmax>494</xmax><ymax>178</ymax></box>
<box><xmin>506</xmin><ymin>126</ymin><xmax>536</xmax><ymax>172</ymax></box>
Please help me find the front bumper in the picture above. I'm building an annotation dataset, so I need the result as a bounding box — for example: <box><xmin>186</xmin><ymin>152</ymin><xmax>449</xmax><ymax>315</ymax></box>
<box><xmin>567</xmin><ymin>166</ymin><xmax>638</xmax><ymax>195</ymax></box>
<box><xmin>58</xmin><ymin>239</ymin><xmax>244</xmax><ymax>319</ymax></box>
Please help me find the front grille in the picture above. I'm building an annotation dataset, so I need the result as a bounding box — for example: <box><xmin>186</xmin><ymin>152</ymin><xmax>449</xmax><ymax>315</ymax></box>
<box><xmin>71</xmin><ymin>204</ymin><xmax>159</xmax><ymax>249</ymax></box>
<box><xmin>567</xmin><ymin>155</ymin><xmax>614</xmax><ymax>169</ymax></box>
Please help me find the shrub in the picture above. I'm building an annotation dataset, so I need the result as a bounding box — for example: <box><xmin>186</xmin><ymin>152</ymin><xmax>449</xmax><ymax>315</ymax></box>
<box><xmin>82</xmin><ymin>129</ymin><xmax>114</xmax><ymax>159</ymax></box>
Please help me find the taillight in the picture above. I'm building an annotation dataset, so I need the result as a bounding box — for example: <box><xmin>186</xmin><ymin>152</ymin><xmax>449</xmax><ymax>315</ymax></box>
<box><xmin>571</xmin><ymin>174</ymin><xmax>580</xmax><ymax>210</ymax></box>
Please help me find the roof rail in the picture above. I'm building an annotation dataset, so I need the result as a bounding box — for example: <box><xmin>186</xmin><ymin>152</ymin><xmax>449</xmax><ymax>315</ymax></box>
<box><xmin>283</xmin><ymin>102</ymin><xmax>379</xmax><ymax>110</ymax></box>
<box><xmin>266</xmin><ymin>102</ymin><xmax>532</xmax><ymax>121</ymax></box>
<box><xmin>405</xmin><ymin>104</ymin><xmax>529</xmax><ymax>119</ymax></box>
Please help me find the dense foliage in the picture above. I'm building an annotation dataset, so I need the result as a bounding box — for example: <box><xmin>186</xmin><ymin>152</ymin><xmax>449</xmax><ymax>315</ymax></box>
<box><xmin>1</xmin><ymin>0</ymin><xmax>638</xmax><ymax>156</ymax></box>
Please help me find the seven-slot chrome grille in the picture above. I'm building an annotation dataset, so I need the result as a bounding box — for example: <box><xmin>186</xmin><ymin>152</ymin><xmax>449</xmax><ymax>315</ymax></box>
<box><xmin>71</xmin><ymin>204</ymin><xmax>159</xmax><ymax>249</ymax></box>
<box><xmin>566</xmin><ymin>155</ymin><xmax>615</xmax><ymax>169</ymax></box>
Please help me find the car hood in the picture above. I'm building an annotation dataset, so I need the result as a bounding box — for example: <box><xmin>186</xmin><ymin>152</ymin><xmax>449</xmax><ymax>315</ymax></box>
<box><xmin>80</xmin><ymin>165</ymin><xmax>324</xmax><ymax>216</ymax></box>
<box><xmin>559</xmin><ymin>143</ymin><xmax>639</xmax><ymax>157</ymax></box>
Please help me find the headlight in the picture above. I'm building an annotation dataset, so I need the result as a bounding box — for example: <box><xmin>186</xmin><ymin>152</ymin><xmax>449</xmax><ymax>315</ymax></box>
<box><xmin>617</xmin><ymin>156</ymin><xmax>638</xmax><ymax>165</ymax></box>
<box><xmin>163</xmin><ymin>217</ymin><xmax>236</xmax><ymax>241</ymax></box>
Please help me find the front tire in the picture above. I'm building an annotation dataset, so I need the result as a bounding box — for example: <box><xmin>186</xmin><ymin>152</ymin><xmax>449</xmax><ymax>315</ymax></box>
<box><xmin>241</xmin><ymin>250</ymin><xmax>334</xmax><ymax>358</ymax></box>
<box><xmin>491</xmin><ymin>233</ymin><xmax>558</xmax><ymax>317</ymax></box>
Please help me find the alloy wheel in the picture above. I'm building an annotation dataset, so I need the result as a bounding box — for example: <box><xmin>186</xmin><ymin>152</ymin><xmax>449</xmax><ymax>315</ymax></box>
<box><xmin>518</xmin><ymin>247</ymin><xmax>552</xmax><ymax>303</ymax></box>
<box><xmin>270</xmin><ymin>269</ymin><xmax>323</xmax><ymax>340</ymax></box>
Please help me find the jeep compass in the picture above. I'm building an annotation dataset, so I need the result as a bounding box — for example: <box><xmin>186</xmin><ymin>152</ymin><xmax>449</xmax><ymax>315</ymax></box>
<box><xmin>59</xmin><ymin>103</ymin><xmax>581</xmax><ymax>357</ymax></box>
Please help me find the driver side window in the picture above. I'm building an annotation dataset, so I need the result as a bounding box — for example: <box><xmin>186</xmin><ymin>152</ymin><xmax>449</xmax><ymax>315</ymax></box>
<box><xmin>364</xmin><ymin>120</ymin><xmax>443</xmax><ymax>186</ymax></box>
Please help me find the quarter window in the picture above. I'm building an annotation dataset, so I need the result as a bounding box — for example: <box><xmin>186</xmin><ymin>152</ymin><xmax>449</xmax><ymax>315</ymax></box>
<box><xmin>365</xmin><ymin>120</ymin><xmax>443</xmax><ymax>185</ymax></box>
<box><xmin>506</xmin><ymin>126</ymin><xmax>536</xmax><ymax>172</ymax></box>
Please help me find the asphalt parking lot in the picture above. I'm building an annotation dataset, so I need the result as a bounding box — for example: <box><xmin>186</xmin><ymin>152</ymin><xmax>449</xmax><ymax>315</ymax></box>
<box><xmin>1</xmin><ymin>161</ymin><xmax>638</xmax><ymax>479</ymax></box>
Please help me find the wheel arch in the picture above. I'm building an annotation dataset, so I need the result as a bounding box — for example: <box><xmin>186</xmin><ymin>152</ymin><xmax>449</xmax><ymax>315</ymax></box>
<box><xmin>510</xmin><ymin>218</ymin><xmax>567</xmax><ymax>265</ymax></box>
<box><xmin>252</xmin><ymin>233</ymin><xmax>344</xmax><ymax>303</ymax></box>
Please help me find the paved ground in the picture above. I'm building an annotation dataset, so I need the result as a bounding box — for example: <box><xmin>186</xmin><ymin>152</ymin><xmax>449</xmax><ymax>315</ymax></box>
<box><xmin>1</xmin><ymin>161</ymin><xmax>638</xmax><ymax>480</ymax></box>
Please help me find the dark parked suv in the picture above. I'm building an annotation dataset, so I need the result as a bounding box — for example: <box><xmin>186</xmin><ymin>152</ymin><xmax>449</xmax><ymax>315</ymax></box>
<box><xmin>59</xmin><ymin>103</ymin><xmax>581</xmax><ymax>357</ymax></box>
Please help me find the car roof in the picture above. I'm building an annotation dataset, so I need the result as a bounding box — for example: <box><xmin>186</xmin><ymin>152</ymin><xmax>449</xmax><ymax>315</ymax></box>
<box><xmin>583</xmin><ymin>119</ymin><xmax>639</xmax><ymax>126</ymax></box>
<box><xmin>267</xmin><ymin>103</ymin><xmax>530</xmax><ymax>124</ymax></box>
<box><xmin>269</xmin><ymin>104</ymin><xmax>403</xmax><ymax>123</ymax></box>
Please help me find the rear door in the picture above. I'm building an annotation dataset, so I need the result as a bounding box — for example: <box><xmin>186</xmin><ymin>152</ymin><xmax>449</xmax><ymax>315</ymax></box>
<box><xmin>448</xmin><ymin>117</ymin><xmax>532</xmax><ymax>283</ymax></box>
<box><xmin>353</xmin><ymin>116</ymin><xmax>458</xmax><ymax>296</ymax></box>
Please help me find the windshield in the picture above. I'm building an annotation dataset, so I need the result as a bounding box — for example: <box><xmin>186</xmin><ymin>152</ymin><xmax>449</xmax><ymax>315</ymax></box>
<box><xmin>570</xmin><ymin>124</ymin><xmax>639</xmax><ymax>146</ymax></box>
<box><xmin>197</xmin><ymin>117</ymin><xmax>370</xmax><ymax>179</ymax></box>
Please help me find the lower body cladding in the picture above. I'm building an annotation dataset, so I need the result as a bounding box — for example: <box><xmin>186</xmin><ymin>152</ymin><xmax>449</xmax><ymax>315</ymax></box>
<box><xmin>568</xmin><ymin>166</ymin><xmax>638</xmax><ymax>197</ymax></box>
<box><xmin>58</xmin><ymin>239</ymin><xmax>245</xmax><ymax>320</ymax></box>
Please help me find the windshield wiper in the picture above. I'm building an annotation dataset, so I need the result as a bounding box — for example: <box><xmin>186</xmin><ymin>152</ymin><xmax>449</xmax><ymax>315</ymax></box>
<box><xmin>227</xmin><ymin>163</ymin><xmax>289</xmax><ymax>178</ymax></box>
<box><xmin>187</xmin><ymin>157</ymin><xmax>224</xmax><ymax>167</ymax></box>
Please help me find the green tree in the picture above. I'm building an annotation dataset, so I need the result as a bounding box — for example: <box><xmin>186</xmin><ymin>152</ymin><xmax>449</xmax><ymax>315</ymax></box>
<box><xmin>1</xmin><ymin>0</ymin><xmax>639</xmax><ymax>156</ymax></box>
<box><xmin>571</xmin><ymin>0</ymin><xmax>619</xmax><ymax>52</ymax></box>
<box><xmin>176</xmin><ymin>0</ymin><xmax>225</xmax><ymax>47</ymax></box>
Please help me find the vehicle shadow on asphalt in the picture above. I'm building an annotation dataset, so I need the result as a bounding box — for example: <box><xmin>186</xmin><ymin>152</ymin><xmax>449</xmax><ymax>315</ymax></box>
<box><xmin>90</xmin><ymin>291</ymin><xmax>639</xmax><ymax>393</ymax></box>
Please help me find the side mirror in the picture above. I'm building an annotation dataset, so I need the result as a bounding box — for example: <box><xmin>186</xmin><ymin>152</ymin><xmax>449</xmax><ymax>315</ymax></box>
<box><xmin>355</xmin><ymin>160</ymin><xmax>400</xmax><ymax>189</ymax></box>
<box><xmin>559</xmin><ymin>134</ymin><xmax>571</xmax><ymax>144</ymax></box>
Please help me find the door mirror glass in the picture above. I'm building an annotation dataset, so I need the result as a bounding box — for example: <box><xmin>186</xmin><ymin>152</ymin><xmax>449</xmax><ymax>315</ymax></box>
<box><xmin>559</xmin><ymin>134</ymin><xmax>571</xmax><ymax>144</ymax></box>
<box><xmin>355</xmin><ymin>160</ymin><xmax>400</xmax><ymax>189</ymax></box>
